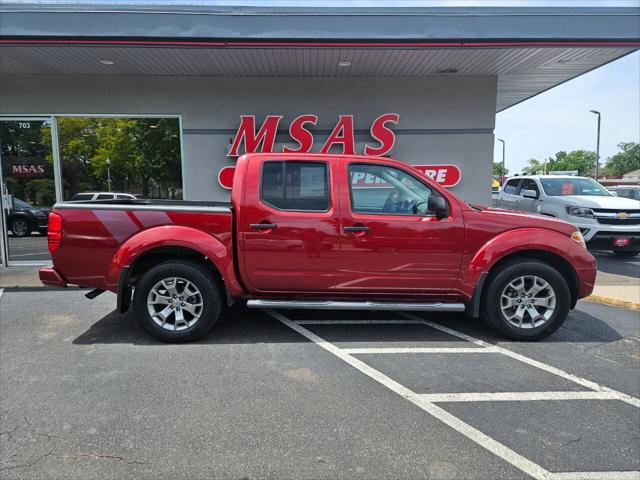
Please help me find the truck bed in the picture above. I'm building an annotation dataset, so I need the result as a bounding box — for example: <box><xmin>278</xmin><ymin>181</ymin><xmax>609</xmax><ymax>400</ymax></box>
<box><xmin>49</xmin><ymin>200</ymin><xmax>234</xmax><ymax>292</ymax></box>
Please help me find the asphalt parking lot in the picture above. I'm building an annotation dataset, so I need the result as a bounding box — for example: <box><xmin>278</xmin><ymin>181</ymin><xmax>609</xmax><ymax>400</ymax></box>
<box><xmin>592</xmin><ymin>250</ymin><xmax>640</xmax><ymax>279</ymax></box>
<box><xmin>1</xmin><ymin>288</ymin><xmax>638</xmax><ymax>480</ymax></box>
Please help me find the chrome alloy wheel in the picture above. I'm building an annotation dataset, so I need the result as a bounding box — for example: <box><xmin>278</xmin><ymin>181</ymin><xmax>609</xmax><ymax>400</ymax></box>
<box><xmin>147</xmin><ymin>277</ymin><xmax>204</xmax><ymax>331</ymax></box>
<box><xmin>500</xmin><ymin>275</ymin><xmax>556</xmax><ymax>329</ymax></box>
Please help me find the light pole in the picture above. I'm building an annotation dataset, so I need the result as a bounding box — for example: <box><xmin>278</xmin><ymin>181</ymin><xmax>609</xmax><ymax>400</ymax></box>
<box><xmin>106</xmin><ymin>158</ymin><xmax>112</xmax><ymax>192</ymax></box>
<box><xmin>498</xmin><ymin>138</ymin><xmax>506</xmax><ymax>181</ymax></box>
<box><xmin>590</xmin><ymin>110</ymin><xmax>601</xmax><ymax>180</ymax></box>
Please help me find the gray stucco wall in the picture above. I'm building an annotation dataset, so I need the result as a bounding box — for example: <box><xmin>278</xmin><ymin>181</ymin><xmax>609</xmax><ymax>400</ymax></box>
<box><xmin>0</xmin><ymin>75</ymin><xmax>497</xmax><ymax>204</ymax></box>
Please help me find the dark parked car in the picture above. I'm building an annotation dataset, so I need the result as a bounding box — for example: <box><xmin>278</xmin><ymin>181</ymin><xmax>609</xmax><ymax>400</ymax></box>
<box><xmin>6</xmin><ymin>198</ymin><xmax>49</xmax><ymax>237</ymax></box>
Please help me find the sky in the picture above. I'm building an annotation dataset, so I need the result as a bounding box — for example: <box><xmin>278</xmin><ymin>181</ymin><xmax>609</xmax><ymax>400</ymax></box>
<box><xmin>494</xmin><ymin>50</ymin><xmax>640</xmax><ymax>173</ymax></box>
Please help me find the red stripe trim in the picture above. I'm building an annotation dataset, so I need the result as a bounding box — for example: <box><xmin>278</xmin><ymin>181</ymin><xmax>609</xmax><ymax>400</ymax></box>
<box><xmin>0</xmin><ymin>39</ymin><xmax>226</xmax><ymax>46</ymax></box>
<box><xmin>0</xmin><ymin>39</ymin><xmax>638</xmax><ymax>48</ymax></box>
<box><xmin>463</xmin><ymin>41</ymin><xmax>640</xmax><ymax>47</ymax></box>
<box><xmin>225</xmin><ymin>41</ymin><xmax>462</xmax><ymax>47</ymax></box>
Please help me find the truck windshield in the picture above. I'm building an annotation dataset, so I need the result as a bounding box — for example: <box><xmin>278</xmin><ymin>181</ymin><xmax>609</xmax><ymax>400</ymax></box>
<box><xmin>13</xmin><ymin>199</ymin><xmax>33</xmax><ymax>209</ymax></box>
<box><xmin>539</xmin><ymin>178</ymin><xmax>611</xmax><ymax>197</ymax></box>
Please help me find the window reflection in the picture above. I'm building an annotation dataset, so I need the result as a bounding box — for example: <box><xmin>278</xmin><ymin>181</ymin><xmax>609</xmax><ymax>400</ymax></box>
<box><xmin>57</xmin><ymin>117</ymin><xmax>183</xmax><ymax>200</ymax></box>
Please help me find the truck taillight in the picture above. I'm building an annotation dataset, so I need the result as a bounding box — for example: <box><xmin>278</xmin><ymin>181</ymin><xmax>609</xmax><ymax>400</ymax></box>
<box><xmin>48</xmin><ymin>212</ymin><xmax>62</xmax><ymax>253</ymax></box>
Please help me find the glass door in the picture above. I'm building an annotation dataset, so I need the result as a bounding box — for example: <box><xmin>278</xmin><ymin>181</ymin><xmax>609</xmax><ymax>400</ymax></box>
<box><xmin>0</xmin><ymin>118</ymin><xmax>56</xmax><ymax>266</ymax></box>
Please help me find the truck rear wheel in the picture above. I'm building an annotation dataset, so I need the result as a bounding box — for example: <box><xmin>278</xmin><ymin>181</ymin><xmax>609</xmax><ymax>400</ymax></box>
<box><xmin>133</xmin><ymin>260</ymin><xmax>221</xmax><ymax>343</ymax></box>
<box><xmin>482</xmin><ymin>260</ymin><xmax>570</xmax><ymax>341</ymax></box>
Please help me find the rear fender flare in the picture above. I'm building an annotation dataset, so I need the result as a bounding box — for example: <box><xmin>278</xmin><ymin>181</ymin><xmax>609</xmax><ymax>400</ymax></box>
<box><xmin>105</xmin><ymin>225</ymin><xmax>241</xmax><ymax>295</ymax></box>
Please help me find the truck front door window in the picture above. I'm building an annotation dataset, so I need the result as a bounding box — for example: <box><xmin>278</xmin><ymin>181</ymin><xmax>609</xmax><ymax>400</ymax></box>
<box><xmin>348</xmin><ymin>164</ymin><xmax>439</xmax><ymax>216</ymax></box>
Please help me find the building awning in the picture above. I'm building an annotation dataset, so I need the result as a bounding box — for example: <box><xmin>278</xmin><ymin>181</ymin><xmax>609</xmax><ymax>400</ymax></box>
<box><xmin>1</xmin><ymin>2</ymin><xmax>639</xmax><ymax>111</ymax></box>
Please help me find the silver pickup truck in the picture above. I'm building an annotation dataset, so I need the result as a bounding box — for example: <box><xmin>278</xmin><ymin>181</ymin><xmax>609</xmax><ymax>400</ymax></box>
<box><xmin>494</xmin><ymin>175</ymin><xmax>640</xmax><ymax>257</ymax></box>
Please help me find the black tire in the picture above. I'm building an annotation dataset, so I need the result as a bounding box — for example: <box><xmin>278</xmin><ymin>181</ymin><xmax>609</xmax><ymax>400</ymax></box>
<box><xmin>613</xmin><ymin>250</ymin><xmax>639</xmax><ymax>258</ymax></box>
<box><xmin>481</xmin><ymin>260</ymin><xmax>570</xmax><ymax>341</ymax></box>
<box><xmin>10</xmin><ymin>218</ymin><xmax>31</xmax><ymax>237</ymax></box>
<box><xmin>133</xmin><ymin>260</ymin><xmax>222</xmax><ymax>343</ymax></box>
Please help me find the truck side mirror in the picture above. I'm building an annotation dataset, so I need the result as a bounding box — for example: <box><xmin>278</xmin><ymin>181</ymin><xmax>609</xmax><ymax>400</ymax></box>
<box><xmin>428</xmin><ymin>195</ymin><xmax>448</xmax><ymax>219</ymax></box>
<box><xmin>522</xmin><ymin>189</ymin><xmax>539</xmax><ymax>199</ymax></box>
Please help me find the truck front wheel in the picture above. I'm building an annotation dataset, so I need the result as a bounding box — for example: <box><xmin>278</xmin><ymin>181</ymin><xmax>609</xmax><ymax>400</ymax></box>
<box><xmin>133</xmin><ymin>260</ymin><xmax>221</xmax><ymax>343</ymax></box>
<box><xmin>482</xmin><ymin>260</ymin><xmax>570</xmax><ymax>341</ymax></box>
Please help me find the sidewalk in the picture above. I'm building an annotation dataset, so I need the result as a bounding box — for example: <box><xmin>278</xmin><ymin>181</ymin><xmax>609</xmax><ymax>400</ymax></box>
<box><xmin>0</xmin><ymin>266</ymin><xmax>45</xmax><ymax>288</ymax></box>
<box><xmin>585</xmin><ymin>271</ymin><xmax>640</xmax><ymax>310</ymax></box>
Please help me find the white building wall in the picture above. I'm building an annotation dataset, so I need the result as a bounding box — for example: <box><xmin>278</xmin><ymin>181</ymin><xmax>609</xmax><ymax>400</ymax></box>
<box><xmin>0</xmin><ymin>75</ymin><xmax>497</xmax><ymax>204</ymax></box>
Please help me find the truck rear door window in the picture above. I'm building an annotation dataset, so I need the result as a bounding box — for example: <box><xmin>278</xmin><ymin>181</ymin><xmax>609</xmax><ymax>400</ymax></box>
<box><xmin>261</xmin><ymin>161</ymin><xmax>329</xmax><ymax>212</ymax></box>
<box><xmin>503</xmin><ymin>179</ymin><xmax>521</xmax><ymax>194</ymax></box>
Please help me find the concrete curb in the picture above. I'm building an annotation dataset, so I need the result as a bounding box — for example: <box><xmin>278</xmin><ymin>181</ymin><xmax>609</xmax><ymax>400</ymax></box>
<box><xmin>584</xmin><ymin>295</ymin><xmax>640</xmax><ymax>311</ymax></box>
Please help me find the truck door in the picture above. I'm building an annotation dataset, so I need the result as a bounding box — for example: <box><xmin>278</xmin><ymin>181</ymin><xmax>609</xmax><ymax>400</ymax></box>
<box><xmin>498</xmin><ymin>178</ymin><xmax>523</xmax><ymax>211</ymax></box>
<box><xmin>238</xmin><ymin>157</ymin><xmax>340</xmax><ymax>293</ymax></box>
<box><xmin>517</xmin><ymin>178</ymin><xmax>542</xmax><ymax>213</ymax></box>
<box><xmin>336</xmin><ymin>161</ymin><xmax>464</xmax><ymax>295</ymax></box>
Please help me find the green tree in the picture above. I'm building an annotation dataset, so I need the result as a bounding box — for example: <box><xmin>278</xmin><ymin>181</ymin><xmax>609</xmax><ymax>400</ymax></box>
<box><xmin>603</xmin><ymin>142</ymin><xmax>640</xmax><ymax>176</ymax></box>
<box><xmin>522</xmin><ymin>150</ymin><xmax>596</xmax><ymax>176</ymax></box>
<box><xmin>548</xmin><ymin>150</ymin><xmax>596</xmax><ymax>175</ymax></box>
<box><xmin>50</xmin><ymin>117</ymin><xmax>182</xmax><ymax>199</ymax></box>
<box><xmin>522</xmin><ymin>158</ymin><xmax>545</xmax><ymax>175</ymax></box>
<box><xmin>492</xmin><ymin>162</ymin><xmax>509</xmax><ymax>176</ymax></box>
<box><xmin>44</xmin><ymin>117</ymin><xmax>103</xmax><ymax>198</ymax></box>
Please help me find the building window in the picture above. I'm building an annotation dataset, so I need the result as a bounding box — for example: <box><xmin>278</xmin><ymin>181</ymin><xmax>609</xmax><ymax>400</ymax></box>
<box><xmin>56</xmin><ymin>117</ymin><xmax>183</xmax><ymax>201</ymax></box>
<box><xmin>261</xmin><ymin>161</ymin><xmax>329</xmax><ymax>211</ymax></box>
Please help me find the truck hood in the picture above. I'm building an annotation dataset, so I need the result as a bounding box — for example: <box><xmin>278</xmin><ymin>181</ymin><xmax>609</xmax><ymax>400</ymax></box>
<box><xmin>557</xmin><ymin>195</ymin><xmax>640</xmax><ymax>209</ymax></box>
<box><xmin>471</xmin><ymin>205</ymin><xmax>576</xmax><ymax>236</ymax></box>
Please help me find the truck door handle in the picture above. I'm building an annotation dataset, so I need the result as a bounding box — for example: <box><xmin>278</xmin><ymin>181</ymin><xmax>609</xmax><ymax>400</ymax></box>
<box><xmin>250</xmin><ymin>223</ymin><xmax>278</xmax><ymax>230</ymax></box>
<box><xmin>344</xmin><ymin>225</ymin><xmax>370</xmax><ymax>233</ymax></box>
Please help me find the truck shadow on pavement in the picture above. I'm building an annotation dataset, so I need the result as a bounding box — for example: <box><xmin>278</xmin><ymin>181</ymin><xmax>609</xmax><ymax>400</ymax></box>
<box><xmin>71</xmin><ymin>302</ymin><xmax>628</xmax><ymax>346</ymax></box>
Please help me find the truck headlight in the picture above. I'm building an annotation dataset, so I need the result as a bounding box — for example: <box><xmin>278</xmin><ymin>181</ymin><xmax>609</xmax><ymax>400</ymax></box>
<box><xmin>566</xmin><ymin>206</ymin><xmax>594</xmax><ymax>219</ymax></box>
<box><xmin>570</xmin><ymin>231</ymin><xmax>587</xmax><ymax>249</ymax></box>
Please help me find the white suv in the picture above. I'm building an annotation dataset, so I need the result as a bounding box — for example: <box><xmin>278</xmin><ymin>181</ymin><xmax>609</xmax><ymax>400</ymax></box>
<box><xmin>71</xmin><ymin>192</ymin><xmax>137</xmax><ymax>201</ymax></box>
<box><xmin>494</xmin><ymin>175</ymin><xmax>640</xmax><ymax>257</ymax></box>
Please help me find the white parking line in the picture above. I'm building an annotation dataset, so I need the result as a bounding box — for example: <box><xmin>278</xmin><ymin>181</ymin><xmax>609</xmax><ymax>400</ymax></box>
<box><xmin>401</xmin><ymin>313</ymin><xmax>640</xmax><ymax>408</ymax></box>
<box><xmin>417</xmin><ymin>391</ymin><xmax>621</xmax><ymax>402</ymax></box>
<box><xmin>552</xmin><ymin>472</ymin><xmax>640</xmax><ymax>480</ymax></box>
<box><xmin>269</xmin><ymin>309</ymin><xmax>640</xmax><ymax>480</ymax></box>
<box><xmin>267</xmin><ymin>309</ymin><xmax>554</xmax><ymax>480</ymax></box>
<box><xmin>343</xmin><ymin>346</ymin><xmax>496</xmax><ymax>354</ymax></box>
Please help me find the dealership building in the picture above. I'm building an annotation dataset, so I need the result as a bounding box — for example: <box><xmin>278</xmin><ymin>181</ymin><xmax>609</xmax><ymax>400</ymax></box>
<box><xmin>0</xmin><ymin>1</ymin><xmax>639</xmax><ymax>265</ymax></box>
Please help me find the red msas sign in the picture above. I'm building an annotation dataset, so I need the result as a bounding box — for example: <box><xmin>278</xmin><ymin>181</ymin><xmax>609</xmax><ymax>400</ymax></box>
<box><xmin>11</xmin><ymin>164</ymin><xmax>46</xmax><ymax>178</ymax></box>
<box><xmin>227</xmin><ymin>113</ymin><xmax>399</xmax><ymax>157</ymax></box>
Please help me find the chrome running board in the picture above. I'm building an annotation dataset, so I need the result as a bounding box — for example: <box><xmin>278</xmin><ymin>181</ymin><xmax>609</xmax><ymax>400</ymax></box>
<box><xmin>246</xmin><ymin>299</ymin><xmax>465</xmax><ymax>312</ymax></box>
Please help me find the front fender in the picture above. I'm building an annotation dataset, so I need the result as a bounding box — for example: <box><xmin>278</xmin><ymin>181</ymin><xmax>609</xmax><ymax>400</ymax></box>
<box><xmin>104</xmin><ymin>225</ymin><xmax>241</xmax><ymax>295</ymax></box>
<box><xmin>458</xmin><ymin>228</ymin><xmax>596</xmax><ymax>299</ymax></box>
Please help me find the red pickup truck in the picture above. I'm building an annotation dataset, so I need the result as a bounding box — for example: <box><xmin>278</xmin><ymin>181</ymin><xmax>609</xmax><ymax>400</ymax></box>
<box><xmin>40</xmin><ymin>153</ymin><xmax>596</xmax><ymax>342</ymax></box>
